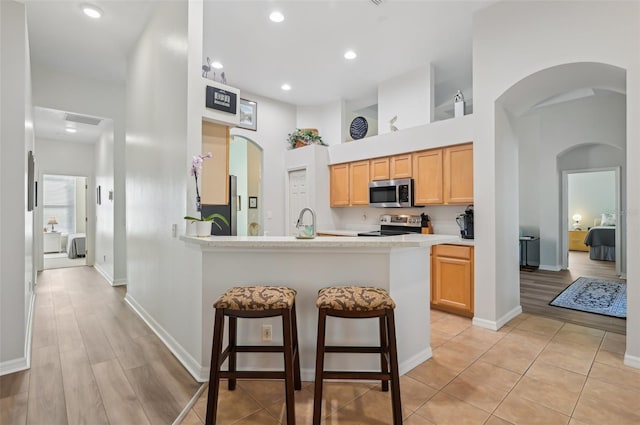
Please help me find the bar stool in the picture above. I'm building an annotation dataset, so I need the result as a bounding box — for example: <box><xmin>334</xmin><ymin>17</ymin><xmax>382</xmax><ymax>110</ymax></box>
<box><xmin>206</xmin><ymin>286</ymin><xmax>301</xmax><ymax>425</ymax></box>
<box><xmin>312</xmin><ymin>286</ymin><xmax>402</xmax><ymax>425</ymax></box>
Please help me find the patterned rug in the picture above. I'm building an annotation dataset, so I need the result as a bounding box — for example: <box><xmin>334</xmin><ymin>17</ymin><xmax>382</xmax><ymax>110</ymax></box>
<box><xmin>549</xmin><ymin>277</ymin><xmax>626</xmax><ymax>318</ymax></box>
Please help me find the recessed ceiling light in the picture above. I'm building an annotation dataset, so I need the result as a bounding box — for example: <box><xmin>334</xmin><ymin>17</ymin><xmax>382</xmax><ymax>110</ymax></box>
<box><xmin>65</xmin><ymin>128</ymin><xmax>77</xmax><ymax>133</ymax></box>
<box><xmin>211</xmin><ymin>61</ymin><xmax>223</xmax><ymax>69</ymax></box>
<box><xmin>281</xmin><ymin>83</ymin><xmax>291</xmax><ymax>91</ymax></box>
<box><xmin>81</xmin><ymin>4</ymin><xmax>103</xmax><ymax>19</ymax></box>
<box><xmin>344</xmin><ymin>50</ymin><xmax>357</xmax><ymax>60</ymax></box>
<box><xmin>269</xmin><ymin>11</ymin><xmax>285</xmax><ymax>23</ymax></box>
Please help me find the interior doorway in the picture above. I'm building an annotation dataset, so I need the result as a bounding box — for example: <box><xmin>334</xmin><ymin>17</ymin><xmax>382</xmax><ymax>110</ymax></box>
<box><xmin>42</xmin><ymin>174</ymin><xmax>88</xmax><ymax>269</ymax></box>
<box><xmin>229</xmin><ymin>135</ymin><xmax>263</xmax><ymax>236</ymax></box>
<box><xmin>562</xmin><ymin>167</ymin><xmax>621</xmax><ymax>276</ymax></box>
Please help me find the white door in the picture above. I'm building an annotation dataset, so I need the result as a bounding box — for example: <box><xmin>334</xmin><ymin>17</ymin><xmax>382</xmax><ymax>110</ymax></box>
<box><xmin>288</xmin><ymin>169</ymin><xmax>308</xmax><ymax>235</ymax></box>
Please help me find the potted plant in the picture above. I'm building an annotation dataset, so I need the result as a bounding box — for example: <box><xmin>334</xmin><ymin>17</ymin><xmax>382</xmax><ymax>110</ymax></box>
<box><xmin>184</xmin><ymin>213</ymin><xmax>230</xmax><ymax>237</ymax></box>
<box><xmin>287</xmin><ymin>128</ymin><xmax>327</xmax><ymax>149</ymax></box>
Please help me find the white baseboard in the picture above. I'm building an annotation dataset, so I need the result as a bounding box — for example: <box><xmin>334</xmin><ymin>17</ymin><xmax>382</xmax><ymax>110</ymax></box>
<box><xmin>624</xmin><ymin>352</ymin><xmax>640</xmax><ymax>369</ymax></box>
<box><xmin>0</xmin><ymin>293</ymin><xmax>36</xmax><ymax>376</ymax></box>
<box><xmin>399</xmin><ymin>347</ymin><xmax>433</xmax><ymax>376</ymax></box>
<box><xmin>539</xmin><ymin>264</ymin><xmax>562</xmax><ymax>271</ymax></box>
<box><xmin>93</xmin><ymin>264</ymin><xmax>125</xmax><ymax>286</ymax></box>
<box><xmin>125</xmin><ymin>294</ymin><xmax>207</xmax><ymax>382</ymax></box>
<box><xmin>172</xmin><ymin>383</ymin><xmax>206</xmax><ymax>425</ymax></box>
<box><xmin>472</xmin><ymin>305</ymin><xmax>523</xmax><ymax>331</ymax></box>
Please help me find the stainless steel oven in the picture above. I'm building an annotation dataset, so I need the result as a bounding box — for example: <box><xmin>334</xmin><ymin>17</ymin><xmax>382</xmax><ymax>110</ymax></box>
<box><xmin>368</xmin><ymin>178</ymin><xmax>413</xmax><ymax>208</ymax></box>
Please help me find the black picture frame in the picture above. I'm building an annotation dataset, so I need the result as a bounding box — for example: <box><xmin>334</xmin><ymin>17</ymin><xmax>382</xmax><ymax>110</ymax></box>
<box><xmin>249</xmin><ymin>196</ymin><xmax>258</xmax><ymax>209</ymax></box>
<box><xmin>97</xmin><ymin>185</ymin><xmax>101</xmax><ymax>205</ymax></box>
<box><xmin>238</xmin><ymin>98</ymin><xmax>257</xmax><ymax>131</ymax></box>
<box><xmin>27</xmin><ymin>151</ymin><xmax>34</xmax><ymax>211</ymax></box>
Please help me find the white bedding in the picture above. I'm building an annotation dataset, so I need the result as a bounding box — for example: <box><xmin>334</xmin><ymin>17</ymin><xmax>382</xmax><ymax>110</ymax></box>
<box><xmin>66</xmin><ymin>233</ymin><xmax>86</xmax><ymax>258</ymax></box>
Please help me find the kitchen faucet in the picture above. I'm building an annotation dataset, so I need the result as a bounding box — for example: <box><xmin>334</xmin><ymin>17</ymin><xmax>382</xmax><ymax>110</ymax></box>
<box><xmin>296</xmin><ymin>207</ymin><xmax>316</xmax><ymax>238</ymax></box>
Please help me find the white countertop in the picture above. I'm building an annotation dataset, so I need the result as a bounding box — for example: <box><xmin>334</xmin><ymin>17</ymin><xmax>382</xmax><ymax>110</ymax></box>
<box><xmin>181</xmin><ymin>233</ymin><xmax>459</xmax><ymax>249</ymax></box>
<box><xmin>316</xmin><ymin>229</ymin><xmax>360</xmax><ymax>237</ymax></box>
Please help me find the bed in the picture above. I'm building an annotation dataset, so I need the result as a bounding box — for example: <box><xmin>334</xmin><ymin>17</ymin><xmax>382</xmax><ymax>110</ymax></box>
<box><xmin>583</xmin><ymin>226</ymin><xmax>615</xmax><ymax>261</ymax></box>
<box><xmin>66</xmin><ymin>233</ymin><xmax>86</xmax><ymax>259</ymax></box>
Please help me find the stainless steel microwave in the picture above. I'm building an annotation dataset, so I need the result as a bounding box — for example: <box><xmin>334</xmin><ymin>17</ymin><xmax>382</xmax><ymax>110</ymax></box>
<box><xmin>368</xmin><ymin>178</ymin><xmax>413</xmax><ymax>208</ymax></box>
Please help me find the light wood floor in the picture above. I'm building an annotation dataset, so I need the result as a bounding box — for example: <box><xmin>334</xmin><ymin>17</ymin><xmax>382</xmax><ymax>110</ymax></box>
<box><xmin>520</xmin><ymin>251</ymin><xmax>626</xmax><ymax>334</ymax></box>
<box><xmin>0</xmin><ymin>266</ymin><xmax>201</xmax><ymax>425</ymax></box>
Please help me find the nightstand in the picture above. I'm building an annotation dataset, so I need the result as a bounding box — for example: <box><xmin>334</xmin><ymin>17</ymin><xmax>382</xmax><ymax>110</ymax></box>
<box><xmin>568</xmin><ymin>230</ymin><xmax>589</xmax><ymax>252</ymax></box>
<box><xmin>43</xmin><ymin>232</ymin><xmax>62</xmax><ymax>253</ymax></box>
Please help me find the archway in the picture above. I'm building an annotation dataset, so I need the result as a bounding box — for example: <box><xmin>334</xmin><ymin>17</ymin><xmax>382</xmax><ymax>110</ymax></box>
<box><xmin>229</xmin><ymin>135</ymin><xmax>264</xmax><ymax>236</ymax></box>
<box><xmin>494</xmin><ymin>62</ymin><xmax>627</xmax><ymax>332</ymax></box>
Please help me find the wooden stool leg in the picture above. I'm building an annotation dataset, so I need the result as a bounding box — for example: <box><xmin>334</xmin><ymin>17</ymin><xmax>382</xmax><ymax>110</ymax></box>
<box><xmin>206</xmin><ymin>309</ymin><xmax>225</xmax><ymax>425</ymax></box>
<box><xmin>312</xmin><ymin>309</ymin><xmax>328</xmax><ymax>425</ymax></box>
<box><xmin>379</xmin><ymin>315</ymin><xmax>390</xmax><ymax>392</ymax></box>
<box><xmin>291</xmin><ymin>302</ymin><xmax>302</xmax><ymax>390</ymax></box>
<box><xmin>282</xmin><ymin>309</ymin><xmax>296</xmax><ymax>425</ymax></box>
<box><xmin>386</xmin><ymin>310</ymin><xmax>402</xmax><ymax>425</ymax></box>
<box><xmin>228</xmin><ymin>316</ymin><xmax>237</xmax><ymax>391</ymax></box>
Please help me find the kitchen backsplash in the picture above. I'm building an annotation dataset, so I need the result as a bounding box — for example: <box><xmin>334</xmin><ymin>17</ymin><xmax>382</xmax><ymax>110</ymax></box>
<box><xmin>331</xmin><ymin>205</ymin><xmax>468</xmax><ymax>236</ymax></box>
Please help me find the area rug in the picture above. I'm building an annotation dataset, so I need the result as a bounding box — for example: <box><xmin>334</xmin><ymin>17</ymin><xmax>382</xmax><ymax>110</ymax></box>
<box><xmin>549</xmin><ymin>277</ymin><xmax>626</xmax><ymax>318</ymax></box>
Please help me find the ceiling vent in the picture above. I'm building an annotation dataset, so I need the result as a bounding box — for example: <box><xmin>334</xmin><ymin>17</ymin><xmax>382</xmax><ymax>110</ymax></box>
<box><xmin>64</xmin><ymin>113</ymin><xmax>102</xmax><ymax>126</ymax></box>
<box><xmin>370</xmin><ymin>0</ymin><xmax>383</xmax><ymax>5</ymax></box>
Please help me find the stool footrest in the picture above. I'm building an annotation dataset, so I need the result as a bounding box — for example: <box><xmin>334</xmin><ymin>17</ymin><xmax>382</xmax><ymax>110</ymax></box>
<box><xmin>324</xmin><ymin>346</ymin><xmax>383</xmax><ymax>354</ymax></box>
<box><xmin>322</xmin><ymin>371</ymin><xmax>391</xmax><ymax>380</ymax></box>
<box><xmin>235</xmin><ymin>345</ymin><xmax>286</xmax><ymax>353</ymax></box>
<box><xmin>219</xmin><ymin>371</ymin><xmax>286</xmax><ymax>380</ymax></box>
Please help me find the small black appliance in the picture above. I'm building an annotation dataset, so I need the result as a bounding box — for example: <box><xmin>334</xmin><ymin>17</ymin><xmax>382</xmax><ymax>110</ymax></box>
<box><xmin>456</xmin><ymin>204</ymin><xmax>474</xmax><ymax>239</ymax></box>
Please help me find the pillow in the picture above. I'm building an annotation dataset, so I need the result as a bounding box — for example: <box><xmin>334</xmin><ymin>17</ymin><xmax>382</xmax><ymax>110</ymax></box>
<box><xmin>600</xmin><ymin>213</ymin><xmax>616</xmax><ymax>226</ymax></box>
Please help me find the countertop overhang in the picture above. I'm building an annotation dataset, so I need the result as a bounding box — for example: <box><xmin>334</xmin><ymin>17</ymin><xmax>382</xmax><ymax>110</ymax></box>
<box><xmin>181</xmin><ymin>233</ymin><xmax>460</xmax><ymax>249</ymax></box>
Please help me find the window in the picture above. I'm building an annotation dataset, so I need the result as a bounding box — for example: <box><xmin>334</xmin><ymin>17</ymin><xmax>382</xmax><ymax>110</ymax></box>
<box><xmin>43</xmin><ymin>175</ymin><xmax>76</xmax><ymax>234</ymax></box>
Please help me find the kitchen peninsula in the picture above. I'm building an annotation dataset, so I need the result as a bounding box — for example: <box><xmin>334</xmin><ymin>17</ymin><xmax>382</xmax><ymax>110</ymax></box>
<box><xmin>177</xmin><ymin>233</ymin><xmax>458</xmax><ymax>382</ymax></box>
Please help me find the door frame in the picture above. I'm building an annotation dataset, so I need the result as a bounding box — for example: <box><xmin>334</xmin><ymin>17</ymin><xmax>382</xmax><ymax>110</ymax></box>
<box><xmin>561</xmin><ymin>166</ymin><xmax>621</xmax><ymax>275</ymax></box>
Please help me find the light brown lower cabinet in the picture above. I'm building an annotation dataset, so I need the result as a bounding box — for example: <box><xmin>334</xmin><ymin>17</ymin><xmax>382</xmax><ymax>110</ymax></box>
<box><xmin>431</xmin><ymin>244</ymin><xmax>474</xmax><ymax>317</ymax></box>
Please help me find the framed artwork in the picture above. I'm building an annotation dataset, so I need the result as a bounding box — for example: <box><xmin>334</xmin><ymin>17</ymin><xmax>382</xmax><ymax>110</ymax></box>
<box><xmin>249</xmin><ymin>196</ymin><xmax>258</xmax><ymax>209</ymax></box>
<box><xmin>97</xmin><ymin>185</ymin><xmax>101</xmax><ymax>205</ymax></box>
<box><xmin>238</xmin><ymin>98</ymin><xmax>257</xmax><ymax>131</ymax></box>
<box><xmin>27</xmin><ymin>151</ymin><xmax>36</xmax><ymax>211</ymax></box>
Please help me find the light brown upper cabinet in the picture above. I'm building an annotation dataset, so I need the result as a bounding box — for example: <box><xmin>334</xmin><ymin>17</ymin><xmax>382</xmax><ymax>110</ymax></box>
<box><xmin>330</xmin><ymin>161</ymin><xmax>370</xmax><ymax>207</ymax></box>
<box><xmin>413</xmin><ymin>149</ymin><xmax>443</xmax><ymax>205</ymax></box>
<box><xmin>370</xmin><ymin>157</ymin><xmax>390</xmax><ymax>181</ymax></box>
<box><xmin>390</xmin><ymin>154</ymin><xmax>412</xmax><ymax>179</ymax></box>
<box><xmin>444</xmin><ymin>143</ymin><xmax>473</xmax><ymax>204</ymax></box>
<box><xmin>330</xmin><ymin>163</ymin><xmax>350</xmax><ymax>207</ymax></box>
<box><xmin>349</xmin><ymin>160</ymin><xmax>371</xmax><ymax>206</ymax></box>
<box><xmin>201</xmin><ymin>120</ymin><xmax>229</xmax><ymax>205</ymax></box>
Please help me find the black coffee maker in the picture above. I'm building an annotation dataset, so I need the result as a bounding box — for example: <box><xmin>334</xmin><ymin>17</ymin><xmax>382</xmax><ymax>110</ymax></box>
<box><xmin>456</xmin><ymin>205</ymin><xmax>474</xmax><ymax>239</ymax></box>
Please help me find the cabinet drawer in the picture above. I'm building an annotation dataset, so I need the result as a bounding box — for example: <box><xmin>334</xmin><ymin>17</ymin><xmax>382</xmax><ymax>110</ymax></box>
<box><xmin>432</xmin><ymin>244</ymin><xmax>471</xmax><ymax>260</ymax></box>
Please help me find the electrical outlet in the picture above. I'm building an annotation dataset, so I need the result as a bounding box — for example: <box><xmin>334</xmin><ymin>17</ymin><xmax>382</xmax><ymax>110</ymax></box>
<box><xmin>262</xmin><ymin>324</ymin><xmax>272</xmax><ymax>342</ymax></box>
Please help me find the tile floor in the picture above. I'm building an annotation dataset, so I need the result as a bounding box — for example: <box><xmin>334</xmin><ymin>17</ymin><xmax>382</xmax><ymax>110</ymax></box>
<box><xmin>182</xmin><ymin>310</ymin><xmax>639</xmax><ymax>425</ymax></box>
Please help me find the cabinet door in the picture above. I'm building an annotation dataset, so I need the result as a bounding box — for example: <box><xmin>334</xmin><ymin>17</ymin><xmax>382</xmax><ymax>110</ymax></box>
<box><xmin>390</xmin><ymin>154</ymin><xmax>412</xmax><ymax>179</ymax></box>
<box><xmin>330</xmin><ymin>164</ymin><xmax>350</xmax><ymax>207</ymax></box>
<box><xmin>370</xmin><ymin>157</ymin><xmax>390</xmax><ymax>181</ymax></box>
<box><xmin>201</xmin><ymin>120</ymin><xmax>230</xmax><ymax>205</ymax></box>
<box><xmin>431</xmin><ymin>245</ymin><xmax>474</xmax><ymax>317</ymax></box>
<box><xmin>444</xmin><ymin>143</ymin><xmax>473</xmax><ymax>204</ymax></box>
<box><xmin>349</xmin><ymin>160</ymin><xmax>370</xmax><ymax>206</ymax></box>
<box><xmin>568</xmin><ymin>230</ymin><xmax>589</xmax><ymax>252</ymax></box>
<box><xmin>413</xmin><ymin>149</ymin><xmax>443</xmax><ymax>205</ymax></box>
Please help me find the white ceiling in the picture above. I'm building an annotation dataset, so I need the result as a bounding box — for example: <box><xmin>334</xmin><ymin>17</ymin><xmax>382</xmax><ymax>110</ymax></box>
<box><xmin>25</xmin><ymin>0</ymin><xmax>491</xmax><ymax>140</ymax></box>
<box><xmin>34</xmin><ymin>107</ymin><xmax>107</xmax><ymax>143</ymax></box>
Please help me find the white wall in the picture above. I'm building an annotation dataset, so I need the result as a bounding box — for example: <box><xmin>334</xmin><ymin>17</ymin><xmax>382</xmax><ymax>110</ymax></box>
<box><xmin>517</xmin><ymin>91</ymin><xmax>626</xmax><ymax>269</ymax></box>
<box><xmin>473</xmin><ymin>1</ymin><xmax>640</xmax><ymax>366</ymax></box>
<box><xmin>297</xmin><ymin>100</ymin><xmax>345</xmax><ymax>145</ymax></box>
<box><xmin>229</xmin><ymin>139</ymin><xmax>248</xmax><ymax>235</ymax></box>
<box><xmin>568</xmin><ymin>171</ymin><xmax>616</xmax><ymax>229</ymax></box>
<box><xmin>34</xmin><ymin>139</ymin><xmax>96</xmax><ymax>270</ymax></box>
<box><xmin>125</xmin><ymin>0</ymin><xmax>204</xmax><ymax>374</ymax></box>
<box><xmin>75</xmin><ymin>176</ymin><xmax>87</xmax><ymax>233</ymax></box>
<box><xmin>230</xmin><ymin>91</ymin><xmax>296</xmax><ymax>236</ymax></box>
<box><xmin>94</xmin><ymin>121</ymin><xmax>117</xmax><ymax>282</ymax></box>
<box><xmin>0</xmin><ymin>0</ymin><xmax>35</xmax><ymax>374</ymax></box>
<box><xmin>31</xmin><ymin>68</ymin><xmax>125</xmax><ymax>284</ymax></box>
<box><xmin>378</xmin><ymin>66</ymin><xmax>433</xmax><ymax>134</ymax></box>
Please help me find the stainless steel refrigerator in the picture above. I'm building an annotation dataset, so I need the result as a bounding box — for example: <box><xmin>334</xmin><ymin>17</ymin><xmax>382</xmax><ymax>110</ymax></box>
<box><xmin>201</xmin><ymin>175</ymin><xmax>237</xmax><ymax>236</ymax></box>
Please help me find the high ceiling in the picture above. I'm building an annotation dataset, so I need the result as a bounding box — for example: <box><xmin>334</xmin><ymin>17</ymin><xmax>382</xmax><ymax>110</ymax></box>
<box><xmin>25</xmin><ymin>0</ymin><xmax>493</xmax><ymax>141</ymax></box>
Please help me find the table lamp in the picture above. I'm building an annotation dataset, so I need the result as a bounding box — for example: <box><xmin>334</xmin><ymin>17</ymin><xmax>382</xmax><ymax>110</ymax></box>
<box><xmin>572</xmin><ymin>214</ymin><xmax>582</xmax><ymax>230</ymax></box>
<box><xmin>48</xmin><ymin>217</ymin><xmax>58</xmax><ymax>232</ymax></box>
